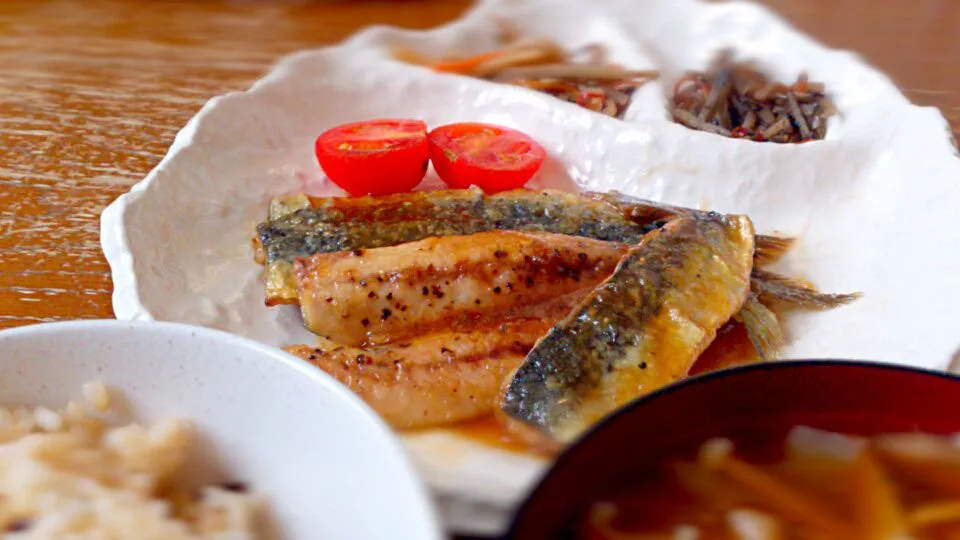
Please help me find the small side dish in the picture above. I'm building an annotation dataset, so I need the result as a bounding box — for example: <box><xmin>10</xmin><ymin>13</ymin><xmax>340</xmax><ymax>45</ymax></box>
<box><xmin>0</xmin><ymin>320</ymin><xmax>443</xmax><ymax>539</ymax></box>
<box><xmin>0</xmin><ymin>381</ymin><xmax>260</xmax><ymax>538</ymax></box>
<box><xmin>393</xmin><ymin>30</ymin><xmax>658</xmax><ymax>119</ymax></box>
<box><xmin>581</xmin><ymin>427</ymin><xmax>960</xmax><ymax>539</ymax></box>
<box><xmin>671</xmin><ymin>51</ymin><xmax>834</xmax><ymax>143</ymax></box>
<box><xmin>394</xmin><ymin>36</ymin><xmax>833</xmax><ymax>142</ymax></box>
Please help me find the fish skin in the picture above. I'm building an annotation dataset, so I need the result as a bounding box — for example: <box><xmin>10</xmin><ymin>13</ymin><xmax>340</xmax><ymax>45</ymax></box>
<box><xmin>293</xmin><ymin>231</ymin><xmax>627</xmax><ymax>347</ymax></box>
<box><xmin>285</xmin><ymin>319</ymin><xmax>553</xmax><ymax>429</ymax></box>
<box><xmin>500</xmin><ymin>214</ymin><xmax>755</xmax><ymax>442</ymax></box>
<box><xmin>258</xmin><ymin>187</ymin><xmax>655</xmax><ymax>266</ymax></box>
<box><xmin>254</xmin><ymin>188</ymin><xmax>810</xmax><ymax>306</ymax></box>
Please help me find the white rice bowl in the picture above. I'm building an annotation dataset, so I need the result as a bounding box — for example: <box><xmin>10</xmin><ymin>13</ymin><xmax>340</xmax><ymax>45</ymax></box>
<box><xmin>0</xmin><ymin>320</ymin><xmax>441</xmax><ymax>540</ymax></box>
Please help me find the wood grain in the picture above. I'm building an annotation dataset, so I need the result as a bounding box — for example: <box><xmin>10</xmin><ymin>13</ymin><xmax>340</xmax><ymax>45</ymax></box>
<box><xmin>0</xmin><ymin>0</ymin><xmax>955</xmax><ymax>331</ymax></box>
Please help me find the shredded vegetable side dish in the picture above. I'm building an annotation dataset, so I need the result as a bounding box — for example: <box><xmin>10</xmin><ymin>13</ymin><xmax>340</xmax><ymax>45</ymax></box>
<box><xmin>392</xmin><ymin>30</ymin><xmax>658</xmax><ymax>119</ymax></box>
<box><xmin>671</xmin><ymin>51</ymin><xmax>835</xmax><ymax>143</ymax></box>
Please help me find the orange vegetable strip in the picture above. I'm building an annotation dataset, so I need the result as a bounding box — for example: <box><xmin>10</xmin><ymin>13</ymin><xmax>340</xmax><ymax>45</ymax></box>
<box><xmin>874</xmin><ymin>434</ymin><xmax>960</xmax><ymax>495</ymax></box>
<box><xmin>431</xmin><ymin>50</ymin><xmax>509</xmax><ymax>74</ymax></box>
<box><xmin>699</xmin><ymin>439</ymin><xmax>857</xmax><ymax>538</ymax></box>
<box><xmin>851</xmin><ymin>449</ymin><xmax>907</xmax><ymax>540</ymax></box>
<box><xmin>908</xmin><ymin>500</ymin><xmax>960</xmax><ymax>528</ymax></box>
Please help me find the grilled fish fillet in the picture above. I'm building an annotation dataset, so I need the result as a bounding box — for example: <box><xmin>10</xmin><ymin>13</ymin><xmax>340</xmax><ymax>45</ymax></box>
<box><xmin>500</xmin><ymin>214</ymin><xmax>756</xmax><ymax>443</ymax></box>
<box><xmin>285</xmin><ymin>319</ymin><xmax>555</xmax><ymax>429</ymax></box>
<box><xmin>257</xmin><ymin>188</ymin><xmax>664</xmax><ymax>305</ymax></box>
<box><xmin>255</xmin><ymin>188</ymin><xmax>846</xmax><ymax>312</ymax></box>
<box><xmin>294</xmin><ymin>231</ymin><xmax>628</xmax><ymax>347</ymax></box>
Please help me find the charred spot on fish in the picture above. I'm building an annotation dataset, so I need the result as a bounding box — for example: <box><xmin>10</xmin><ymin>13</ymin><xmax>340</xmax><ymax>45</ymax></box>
<box><xmin>506</xmin><ymin>282</ymin><xmax>513</xmax><ymax>291</ymax></box>
<box><xmin>308</xmin><ymin>354</ymin><xmax>317</xmax><ymax>361</ymax></box>
<box><xmin>639</xmin><ymin>361</ymin><xmax>648</xmax><ymax>369</ymax></box>
<box><xmin>422</xmin><ymin>286</ymin><xmax>429</xmax><ymax>296</ymax></box>
<box><xmin>440</xmin><ymin>347</ymin><xmax>453</xmax><ymax>355</ymax></box>
<box><xmin>377</xmin><ymin>275</ymin><xmax>384</xmax><ymax>283</ymax></box>
<box><xmin>577</xmin><ymin>252</ymin><xmax>588</xmax><ymax>262</ymax></box>
<box><xmin>356</xmin><ymin>354</ymin><xmax>370</xmax><ymax>364</ymax></box>
<box><xmin>351</xmin><ymin>249</ymin><xmax>364</xmax><ymax>257</ymax></box>
<box><xmin>493</xmin><ymin>286</ymin><xmax>502</xmax><ymax>294</ymax></box>
<box><xmin>494</xmin><ymin>249</ymin><xmax>508</xmax><ymax>259</ymax></box>
<box><xmin>361</xmin><ymin>318</ymin><xmax>370</xmax><ymax>327</ymax></box>
<box><xmin>475</xmin><ymin>299</ymin><xmax>481</xmax><ymax>305</ymax></box>
<box><xmin>431</xmin><ymin>285</ymin><xmax>445</xmax><ymax>299</ymax></box>
<box><xmin>358</xmin><ymin>279</ymin><xmax>367</xmax><ymax>287</ymax></box>
<box><xmin>525</xmin><ymin>276</ymin><xmax>535</xmax><ymax>287</ymax></box>
<box><xmin>386</xmin><ymin>292</ymin><xmax>393</xmax><ymax>300</ymax></box>
<box><xmin>367</xmin><ymin>291</ymin><xmax>377</xmax><ymax>299</ymax></box>
<box><xmin>381</xmin><ymin>308</ymin><xmax>392</xmax><ymax>321</ymax></box>
<box><xmin>325</xmin><ymin>297</ymin><xmax>333</xmax><ymax>303</ymax></box>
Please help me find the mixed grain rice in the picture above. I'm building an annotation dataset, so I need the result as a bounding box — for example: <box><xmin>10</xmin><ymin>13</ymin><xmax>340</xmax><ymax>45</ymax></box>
<box><xmin>0</xmin><ymin>381</ymin><xmax>261</xmax><ymax>539</ymax></box>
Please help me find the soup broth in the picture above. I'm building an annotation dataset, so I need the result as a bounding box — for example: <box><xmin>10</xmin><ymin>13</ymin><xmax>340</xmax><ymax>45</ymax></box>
<box><xmin>578</xmin><ymin>427</ymin><xmax>960</xmax><ymax>540</ymax></box>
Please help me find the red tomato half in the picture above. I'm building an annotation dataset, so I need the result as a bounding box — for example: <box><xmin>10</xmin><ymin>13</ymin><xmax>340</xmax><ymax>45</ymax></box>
<box><xmin>427</xmin><ymin>123</ymin><xmax>547</xmax><ymax>193</ymax></box>
<box><xmin>315</xmin><ymin>119</ymin><xmax>429</xmax><ymax>196</ymax></box>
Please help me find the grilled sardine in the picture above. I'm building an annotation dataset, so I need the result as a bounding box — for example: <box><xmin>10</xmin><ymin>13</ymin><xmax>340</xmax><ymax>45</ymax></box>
<box><xmin>255</xmin><ymin>188</ymin><xmax>848</xmax><ymax>313</ymax></box>
<box><xmin>294</xmin><ymin>231</ymin><xmax>628</xmax><ymax>347</ymax></box>
<box><xmin>285</xmin><ymin>319</ymin><xmax>554</xmax><ymax>429</ymax></box>
<box><xmin>257</xmin><ymin>188</ymin><xmax>667</xmax><ymax>305</ymax></box>
<box><xmin>500</xmin><ymin>214</ymin><xmax>755</xmax><ymax>442</ymax></box>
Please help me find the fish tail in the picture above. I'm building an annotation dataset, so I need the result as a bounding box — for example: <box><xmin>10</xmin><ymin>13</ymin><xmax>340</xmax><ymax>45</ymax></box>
<box><xmin>734</xmin><ymin>294</ymin><xmax>785</xmax><ymax>361</ymax></box>
<box><xmin>751</xmin><ymin>269</ymin><xmax>862</xmax><ymax>310</ymax></box>
<box><xmin>753</xmin><ymin>234</ymin><xmax>795</xmax><ymax>267</ymax></box>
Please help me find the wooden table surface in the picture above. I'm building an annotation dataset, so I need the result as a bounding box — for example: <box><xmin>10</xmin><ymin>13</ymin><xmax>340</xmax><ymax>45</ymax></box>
<box><xmin>0</xmin><ymin>0</ymin><xmax>957</xmax><ymax>536</ymax></box>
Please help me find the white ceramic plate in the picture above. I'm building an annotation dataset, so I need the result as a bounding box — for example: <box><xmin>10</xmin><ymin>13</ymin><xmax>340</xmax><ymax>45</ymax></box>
<box><xmin>100</xmin><ymin>0</ymin><xmax>960</xmax><ymax>533</ymax></box>
<box><xmin>0</xmin><ymin>320</ymin><xmax>442</xmax><ymax>540</ymax></box>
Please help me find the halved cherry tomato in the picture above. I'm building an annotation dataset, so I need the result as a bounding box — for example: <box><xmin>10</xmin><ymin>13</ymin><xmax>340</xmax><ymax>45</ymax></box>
<box><xmin>427</xmin><ymin>122</ymin><xmax>546</xmax><ymax>193</ymax></box>
<box><xmin>315</xmin><ymin>119</ymin><xmax>429</xmax><ymax>196</ymax></box>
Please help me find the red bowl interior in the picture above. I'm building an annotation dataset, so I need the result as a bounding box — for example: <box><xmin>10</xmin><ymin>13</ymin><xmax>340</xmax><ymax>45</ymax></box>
<box><xmin>506</xmin><ymin>360</ymin><xmax>960</xmax><ymax>539</ymax></box>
